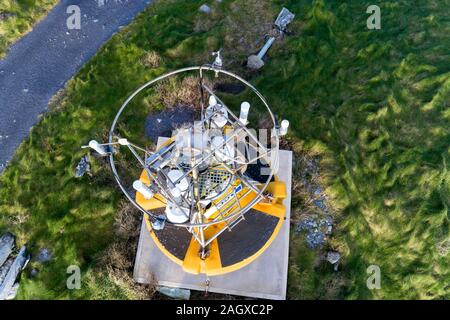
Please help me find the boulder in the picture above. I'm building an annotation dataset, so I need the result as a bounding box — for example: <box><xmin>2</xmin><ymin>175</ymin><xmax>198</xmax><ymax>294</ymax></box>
<box><xmin>0</xmin><ymin>246</ymin><xmax>30</xmax><ymax>300</ymax></box>
<box><xmin>75</xmin><ymin>156</ymin><xmax>90</xmax><ymax>178</ymax></box>
<box><xmin>326</xmin><ymin>251</ymin><xmax>341</xmax><ymax>271</ymax></box>
<box><xmin>35</xmin><ymin>248</ymin><xmax>52</xmax><ymax>263</ymax></box>
<box><xmin>0</xmin><ymin>258</ymin><xmax>14</xmax><ymax>285</ymax></box>
<box><xmin>199</xmin><ymin>4</ymin><xmax>211</xmax><ymax>14</ymax></box>
<box><xmin>0</xmin><ymin>233</ymin><xmax>15</xmax><ymax>266</ymax></box>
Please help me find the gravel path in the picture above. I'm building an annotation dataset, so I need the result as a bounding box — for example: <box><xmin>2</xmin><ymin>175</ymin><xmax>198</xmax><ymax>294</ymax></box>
<box><xmin>0</xmin><ymin>0</ymin><xmax>152</xmax><ymax>173</ymax></box>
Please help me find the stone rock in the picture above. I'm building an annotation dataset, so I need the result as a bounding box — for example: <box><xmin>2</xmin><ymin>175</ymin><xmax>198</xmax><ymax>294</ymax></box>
<box><xmin>30</xmin><ymin>268</ymin><xmax>39</xmax><ymax>278</ymax></box>
<box><xmin>35</xmin><ymin>248</ymin><xmax>52</xmax><ymax>263</ymax></box>
<box><xmin>5</xmin><ymin>283</ymin><xmax>19</xmax><ymax>300</ymax></box>
<box><xmin>306</xmin><ymin>231</ymin><xmax>325</xmax><ymax>249</ymax></box>
<box><xmin>319</xmin><ymin>215</ymin><xmax>333</xmax><ymax>235</ymax></box>
<box><xmin>326</xmin><ymin>251</ymin><xmax>341</xmax><ymax>271</ymax></box>
<box><xmin>0</xmin><ymin>258</ymin><xmax>14</xmax><ymax>285</ymax></box>
<box><xmin>0</xmin><ymin>246</ymin><xmax>30</xmax><ymax>300</ymax></box>
<box><xmin>157</xmin><ymin>286</ymin><xmax>190</xmax><ymax>300</ymax></box>
<box><xmin>297</xmin><ymin>215</ymin><xmax>334</xmax><ymax>249</ymax></box>
<box><xmin>313</xmin><ymin>199</ymin><xmax>328</xmax><ymax>213</ymax></box>
<box><xmin>199</xmin><ymin>4</ymin><xmax>211</xmax><ymax>14</ymax></box>
<box><xmin>247</xmin><ymin>55</ymin><xmax>265</xmax><ymax>70</ymax></box>
<box><xmin>296</xmin><ymin>216</ymin><xmax>318</xmax><ymax>232</ymax></box>
<box><xmin>0</xmin><ymin>232</ymin><xmax>15</xmax><ymax>266</ymax></box>
<box><xmin>75</xmin><ymin>156</ymin><xmax>90</xmax><ymax>178</ymax></box>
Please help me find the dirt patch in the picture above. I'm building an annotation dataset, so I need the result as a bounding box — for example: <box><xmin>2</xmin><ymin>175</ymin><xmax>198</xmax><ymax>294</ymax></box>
<box><xmin>142</xmin><ymin>50</ymin><xmax>162</xmax><ymax>68</ymax></box>
<box><xmin>153</xmin><ymin>76</ymin><xmax>214</xmax><ymax>110</ymax></box>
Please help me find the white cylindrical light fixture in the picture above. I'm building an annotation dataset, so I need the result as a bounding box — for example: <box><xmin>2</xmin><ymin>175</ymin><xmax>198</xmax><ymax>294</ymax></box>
<box><xmin>279</xmin><ymin>120</ymin><xmax>289</xmax><ymax>136</ymax></box>
<box><xmin>133</xmin><ymin>180</ymin><xmax>154</xmax><ymax>200</ymax></box>
<box><xmin>239</xmin><ymin>101</ymin><xmax>250</xmax><ymax>125</ymax></box>
<box><xmin>209</xmin><ymin>95</ymin><xmax>217</xmax><ymax>107</ymax></box>
<box><xmin>88</xmin><ymin>140</ymin><xmax>108</xmax><ymax>156</ymax></box>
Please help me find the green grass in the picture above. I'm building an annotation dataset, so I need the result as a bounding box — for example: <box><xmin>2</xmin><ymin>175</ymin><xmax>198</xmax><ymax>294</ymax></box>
<box><xmin>0</xmin><ymin>0</ymin><xmax>449</xmax><ymax>299</ymax></box>
<box><xmin>0</xmin><ymin>0</ymin><xmax>58</xmax><ymax>58</ymax></box>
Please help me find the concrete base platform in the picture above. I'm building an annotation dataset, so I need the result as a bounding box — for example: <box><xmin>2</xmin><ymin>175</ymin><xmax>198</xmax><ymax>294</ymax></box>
<box><xmin>133</xmin><ymin>137</ymin><xmax>292</xmax><ymax>300</ymax></box>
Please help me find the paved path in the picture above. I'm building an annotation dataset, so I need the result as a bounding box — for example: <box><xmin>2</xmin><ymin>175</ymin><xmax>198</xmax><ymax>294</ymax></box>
<box><xmin>0</xmin><ymin>0</ymin><xmax>152</xmax><ymax>173</ymax></box>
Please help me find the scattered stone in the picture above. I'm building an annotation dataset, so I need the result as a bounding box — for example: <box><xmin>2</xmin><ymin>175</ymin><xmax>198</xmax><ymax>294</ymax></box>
<box><xmin>75</xmin><ymin>156</ymin><xmax>90</xmax><ymax>178</ymax></box>
<box><xmin>157</xmin><ymin>286</ymin><xmax>190</xmax><ymax>300</ymax></box>
<box><xmin>0</xmin><ymin>258</ymin><xmax>14</xmax><ymax>284</ymax></box>
<box><xmin>326</xmin><ymin>251</ymin><xmax>341</xmax><ymax>271</ymax></box>
<box><xmin>313</xmin><ymin>186</ymin><xmax>322</xmax><ymax>196</ymax></box>
<box><xmin>296</xmin><ymin>215</ymin><xmax>333</xmax><ymax>249</ymax></box>
<box><xmin>0</xmin><ymin>233</ymin><xmax>15</xmax><ymax>266</ymax></box>
<box><xmin>247</xmin><ymin>55</ymin><xmax>265</xmax><ymax>70</ymax></box>
<box><xmin>296</xmin><ymin>216</ymin><xmax>318</xmax><ymax>232</ymax></box>
<box><xmin>306</xmin><ymin>231</ymin><xmax>326</xmax><ymax>249</ymax></box>
<box><xmin>313</xmin><ymin>199</ymin><xmax>328</xmax><ymax>212</ymax></box>
<box><xmin>30</xmin><ymin>268</ymin><xmax>39</xmax><ymax>278</ymax></box>
<box><xmin>436</xmin><ymin>239</ymin><xmax>450</xmax><ymax>256</ymax></box>
<box><xmin>199</xmin><ymin>4</ymin><xmax>211</xmax><ymax>14</ymax></box>
<box><xmin>319</xmin><ymin>215</ymin><xmax>333</xmax><ymax>235</ymax></box>
<box><xmin>35</xmin><ymin>248</ymin><xmax>52</xmax><ymax>263</ymax></box>
<box><xmin>0</xmin><ymin>246</ymin><xmax>30</xmax><ymax>300</ymax></box>
<box><xmin>5</xmin><ymin>283</ymin><xmax>19</xmax><ymax>300</ymax></box>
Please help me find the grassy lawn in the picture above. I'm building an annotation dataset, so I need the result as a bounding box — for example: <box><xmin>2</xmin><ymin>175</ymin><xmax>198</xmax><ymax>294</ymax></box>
<box><xmin>0</xmin><ymin>0</ymin><xmax>449</xmax><ymax>299</ymax></box>
<box><xmin>0</xmin><ymin>0</ymin><xmax>58</xmax><ymax>58</ymax></box>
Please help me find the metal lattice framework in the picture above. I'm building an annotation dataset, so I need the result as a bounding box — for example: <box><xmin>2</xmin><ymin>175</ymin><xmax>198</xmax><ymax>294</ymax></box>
<box><xmin>106</xmin><ymin>66</ymin><xmax>282</xmax><ymax>250</ymax></box>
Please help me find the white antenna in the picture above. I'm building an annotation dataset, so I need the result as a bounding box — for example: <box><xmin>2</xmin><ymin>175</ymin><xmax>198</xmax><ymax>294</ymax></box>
<box><xmin>133</xmin><ymin>180</ymin><xmax>154</xmax><ymax>200</ymax></box>
<box><xmin>279</xmin><ymin>120</ymin><xmax>289</xmax><ymax>136</ymax></box>
<box><xmin>239</xmin><ymin>102</ymin><xmax>250</xmax><ymax>125</ymax></box>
